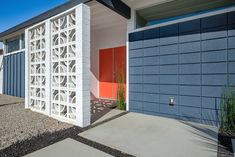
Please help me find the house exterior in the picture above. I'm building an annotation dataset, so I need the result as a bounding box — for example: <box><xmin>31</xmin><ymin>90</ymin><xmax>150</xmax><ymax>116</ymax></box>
<box><xmin>0</xmin><ymin>0</ymin><xmax>235</xmax><ymax>127</ymax></box>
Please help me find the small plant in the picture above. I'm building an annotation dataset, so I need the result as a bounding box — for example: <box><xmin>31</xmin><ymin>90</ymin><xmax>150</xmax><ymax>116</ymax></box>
<box><xmin>116</xmin><ymin>58</ymin><xmax>126</xmax><ymax>110</ymax></box>
<box><xmin>221</xmin><ymin>84</ymin><xmax>235</xmax><ymax>134</ymax></box>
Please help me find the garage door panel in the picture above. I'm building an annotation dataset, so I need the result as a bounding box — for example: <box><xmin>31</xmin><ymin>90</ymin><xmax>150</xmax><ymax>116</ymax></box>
<box><xmin>128</xmin><ymin>11</ymin><xmax>234</xmax><ymax>125</ymax></box>
<box><xmin>179</xmin><ymin>53</ymin><xmax>200</xmax><ymax>64</ymax></box>
<box><xmin>143</xmin><ymin>93</ymin><xmax>159</xmax><ymax>103</ymax></box>
<box><xmin>129</xmin><ymin>92</ymin><xmax>142</xmax><ymax>101</ymax></box>
<box><xmin>202</xmin><ymin>97</ymin><xmax>221</xmax><ymax>110</ymax></box>
<box><xmin>202</xmin><ymin>63</ymin><xmax>227</xmax><ymax>74</ymax></box>
<box><xmin>129</xmin><ymin>41</ymin><xmax>143</xmax><ymax>50</ymax></box>
<box><xmin>143</xmin><ymin>56</ymin><xmax>159</xmax><ymax>65</ymax></box>
<box><xmin>179</xmin><ymin>41</ymin><xmax>200</xmax><ymax>53</ymax></box>
<box><xmin>143</xmin><ymin>39</ymin><xmax>159</xmax><ymax>48</ymax></box>
<box><xmin>143</xmin><ymin>28</ymin><xmax>159</xmax><ymax>40</ymax></box>
<box><xmin>160</xmin><ymin>54</ymin><xmax>178</xmax><ymax>65</ymax></box>
<box><xmin>228</xmin><ymin>24</ymin><xmax>235</xmax><ymax>36</ymax></box>
<box><xmin>179</xmin><ymin>96</ymin><xmax>201</xmax><ymax>108</ymax></box>
<box><xmin>179</xmin><ymin>106</ymin><xmax>201</xmax><ymax>119</ymax></box>
<box><xmin>160</xmin><ymin>104</ymin><xmax>179</xmax><ymax>115</ymax></box>
<box><xmin>159</xmin><ymin>44</ymin><xmax>178</xmax><ymax>55</ymax></box>
<box><xmin>160</xmin><ymin>94</ymin><xmax>178</xmax><ymax>104</ymax></box>
<box><xmin>179</xmin><ymin>85</ymin><xmax>201</xmax><ymax>96</ymax></box>
<box><xmin>143</xmin><ymin>75</ymin><xmax>159</xmax><ymax>84</ymax></box>
<box><xmin>143</xmin><ymin>84</ymin><xmax>159</xmax><ymax>93</ymax></box>
<box><xmin>228</xmin><ymin>11</ymin><xmax>235</xmax><ymax>24</ymax></box>
<box><xmin>143</xmin><ymin>102</ymin><xmax>158</xmax><ymax>112</ymax></box>
<box><xmin>159</xmin><ymin>36</ymin><xmax>178</xmax><ymax>45</ymax></box>
<box><xmin>179</xmin><ymin>19</ymin><xmax>200</xmax><ymax>34</ymax></box>
<box><xmin>201</xmin><ymin>13</ymin><xmax>227</xmax><ymax>30</ymax></box>
<box><xmin>229</xmin><ymin>62</ymin><xmax>235</xmax><ymax>73</ymax></box>
<box><xmin>160</xmin><ymin>24</ymin><xmax>178</xmax><ymax>37</ymax></box>
<box><xmin>229</xmin><ymin>49</ymin><xmax>235</xmax><ymax>61</ymax></box>
<box><xmin>143</xmin><ymin>66</ymin><xmax>159</xmax><ymax>74</ymax></box>
<box><xmin>179</xmin><ymin>75</ymin><xmax>201</xmax><ymax>85</ymax></box>
<box><xmin>129</xmin><ymin>75</ymin><xmax>142</xmax><ymax>84</ymax></box>
<box><xmin>179</xmin><ymin>33</ymin><xmax>200</xmax><ymax>43</ymax></box>
<box><xmin>202</xmin><ymin>38</ymin><xmax>227</xmax><ymax>51</ymax></box>
<box><xmin>143</xmin><ymin>47</ymin><xmax>159</xmax><ymax>57</ymax></box>
<box><xmin>202</xmin><ymin>50</ymin><xmax>227</xmax><ymax>62</ymax></box>
<box><xmin>201</xmin><ymin>26</ymin><xmax>227</xmax><ymax>40</ymax></box>
<box><xmin>160</xmin><ymin>85</ymin><xmax>178</xmax><ymax>95</ymax></box>
<box><xmin>179</xmin><ymin>64</ymin><xmax>200</xmax><ymax>74</ymax></box>
<box><xmin>228</xmin><ymin>36</ymin><xmax>235</xmax><ymax>49</ymax></box>
<box><xmin>129</xmin><ymin>49</ymin><xmax>143</xmax><ymax>58</ymax></box>
<box><xmin>160</xmin><ymin>65</ymin><xmax>178</xmax><ymax>74</ymax></box>
<box><xmin>159</xmin><ymin>75</ymin><xmax>178</xmax><ymax>85</ymax></box>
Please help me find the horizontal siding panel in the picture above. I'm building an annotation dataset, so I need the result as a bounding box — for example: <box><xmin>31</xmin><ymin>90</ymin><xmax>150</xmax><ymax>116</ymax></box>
<box><xmin>179</xmin><ymin>75</ymin><xmax>201</xmax><ymax>85</ymax></box>
<box><xmin>202</xmin><ymin>50</ymin><xmax>227</xmax><ymax>62</ymax></box>
<box><xmin>179</xmin><ymin>106</ymin><xmax>201</xmax><ymax>119</ymax></box>
<box><xmin>202</xmin><ymin>38</ymin><xmax>227</xmax><ymax>51</ymax></box>
<box><xmin>202</xmin><ymin>63</ymin><xmax>227</xmax><ymax>74</ymax></box>
<box><xmin>179</xmin><ymin>41</ymin><xmax>200</xmax><ymax>53</ymax></box>
<box><xmin>179</xmin><ymin>85</ymin><xmax>201</xmax><ymax>96</ymax></box>
<box><xmin>159</xmin><ymin>45</ymin><xmax>178</xmax><ymax>55</ymax></box>
<box><xmin>179</xmin><ymin>96</ymin><xmax>201</xmax><ymax>108</ymax></box>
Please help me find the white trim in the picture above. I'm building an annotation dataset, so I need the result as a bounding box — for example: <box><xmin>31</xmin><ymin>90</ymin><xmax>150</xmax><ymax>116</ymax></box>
<box><xmin>3</xmin><ymin>49</ymin><xmax>25</xmax><ymax>56</ymax></box>
<box><xmin>27</xmin><ymin>4</ymin><xmax>84</xmax><ymax>31</ymax></box>
<box><xmin>25</xmin><ymin>29</ymin><xmax>29</xmax><ymax>109</ymax></box>
<box><xmin>129</xmin><ymin>5</ymin><xmax>235</xmax><ymax>33</ymax></box>
<box><xmin>126</xmin><ymin>41</ymin><xmax>129</xmax><ymax>111</ymax></box>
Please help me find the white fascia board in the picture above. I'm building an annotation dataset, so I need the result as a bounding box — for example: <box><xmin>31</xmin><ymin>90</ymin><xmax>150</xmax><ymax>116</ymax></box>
<box><xmin>129</xmin><ymin>5</ymin><xmax>235</xmax><ymax>33</ymax></box>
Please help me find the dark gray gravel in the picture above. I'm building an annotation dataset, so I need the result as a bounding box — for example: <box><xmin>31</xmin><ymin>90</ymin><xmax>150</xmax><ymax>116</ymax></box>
<box><xmin>0</xmin><ymin>103</ymin><xmax>72</xmax><ymax>150</ymax></box>
<box><xmin>0</xmin><ymin>102</ymin><xmax>133</xmax><ymax>157</ymax></box>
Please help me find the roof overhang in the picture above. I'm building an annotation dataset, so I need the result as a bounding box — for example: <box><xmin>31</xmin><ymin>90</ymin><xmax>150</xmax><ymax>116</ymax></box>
<box><xmin>96</xmin><ymin>0</ymin><xmax>131</xmax><ymax>19</ymax></box>
<box><xmin>0</xmin><ymin>0</ymin><xmax>130</xmax><ymax>41</ymax></box>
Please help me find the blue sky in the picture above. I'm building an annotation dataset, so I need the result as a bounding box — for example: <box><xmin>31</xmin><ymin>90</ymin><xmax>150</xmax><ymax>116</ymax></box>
<box><xmin>0</xmin><ymin>0</ymin><xmax>68</xmax><ymax>48</ymax></box>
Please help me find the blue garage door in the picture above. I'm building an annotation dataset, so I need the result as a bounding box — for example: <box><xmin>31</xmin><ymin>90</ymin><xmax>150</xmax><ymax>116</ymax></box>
<box><xmin>3</xmin><ymin>52</ymin><xmax>25</xmax><ymax>97</ymax></box>
<box><xmin>128</xmin><ymin>11</ymin><xmax>235</xmax><ymax>125</ymax></box>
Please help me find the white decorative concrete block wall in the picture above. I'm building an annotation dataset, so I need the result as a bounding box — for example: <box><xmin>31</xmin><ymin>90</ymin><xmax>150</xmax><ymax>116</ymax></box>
<box><xmin>25</xmin><ymin>4</ymin><xmax>90</xmax><ymax>127</ymax></box>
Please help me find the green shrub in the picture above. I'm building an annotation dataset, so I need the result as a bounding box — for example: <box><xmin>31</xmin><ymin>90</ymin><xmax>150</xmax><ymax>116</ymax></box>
<box><xmin>221</xmin><ymin>84</ymin><xmax>235</xmax><ymax>133</ymax></box>
<box><xmin>115</xmin><ymin>58</ymin><xmax>126</xmax><ymax>110</ymax></box>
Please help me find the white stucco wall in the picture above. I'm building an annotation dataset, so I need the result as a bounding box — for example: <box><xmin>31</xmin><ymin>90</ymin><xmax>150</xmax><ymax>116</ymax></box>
<box><xmin>0</xmin><ymin>54</ymin><xmax>3</xmax><ymax>94</ymax></box>
<box><xmin>90</xmin><ymin>25</ymin><xmax>127</xmax><ymax>98</ymax></box>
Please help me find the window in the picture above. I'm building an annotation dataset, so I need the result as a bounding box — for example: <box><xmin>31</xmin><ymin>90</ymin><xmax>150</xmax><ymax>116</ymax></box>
<box><xmin>21</xmin><ymin>34</ymin><xmax>25</xmax><ymax>49</ymax></box>
<box><xmin>6</xmin><ymin>37</ymin><xmax>20</xmax><ymax>53</ymax></box>
<box><xmin>135</xmin><ymin>1</ymin><xmax>235</xmax><ymax>28</ymax></box>
<box><xmin>5</xmin><ymin>33</ymin><xmax>25</xmax><ymax>53</ymax></box>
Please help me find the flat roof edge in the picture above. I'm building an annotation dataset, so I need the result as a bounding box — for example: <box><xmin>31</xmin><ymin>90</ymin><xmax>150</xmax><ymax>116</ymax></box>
<box><xmin>0</xmin><ymin>0</ymin><xmax>90</xmax><ymax>39</ymax></box>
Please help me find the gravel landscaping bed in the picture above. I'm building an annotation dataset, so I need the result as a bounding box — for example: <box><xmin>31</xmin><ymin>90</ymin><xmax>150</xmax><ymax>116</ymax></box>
<box><xmin>0</xmin><ymin>101</ymin><xmax>132</xmax><ymax>157</ymax></box>
<box><xmin>0</xmin><ymin>103</ymin><xmax>72</xmax><ymax>150</ymax></box>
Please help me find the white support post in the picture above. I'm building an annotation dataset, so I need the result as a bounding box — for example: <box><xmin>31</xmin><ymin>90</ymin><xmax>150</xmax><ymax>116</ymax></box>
<box><xmin>45</xmin><ymin>21</ymin><xmax>51</xmax><ymax>115</ymax></box>
<box><xmin>76</xmin><ymin>4</ymin><xmax>91</xmax><ymax>127</ymax></box>
<box><xmin>25</xmin><ymin>29</ymin><xmax>29</xmax><ymax>108</ymax></box>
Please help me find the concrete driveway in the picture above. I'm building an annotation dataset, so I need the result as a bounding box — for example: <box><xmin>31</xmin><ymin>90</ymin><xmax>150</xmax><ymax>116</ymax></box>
<box><xmin>24</xmin><ymin>138</ymin><xmax>112</xmax><ymax>157</ymax></box>
<box><xmin>80</xmin><ymin>112</ymin><xmax>218</xmax><ymax>157</ymax></box>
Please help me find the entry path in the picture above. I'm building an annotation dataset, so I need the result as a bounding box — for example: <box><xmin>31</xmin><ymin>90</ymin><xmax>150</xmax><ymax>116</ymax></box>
<box><xmin>80</xmin><ymin>112</ymin><xmax>218</xmax><ymax>157</ymax></box>
<box><xmin>24</xmin><ymin>138</ymin><xmax>113</xmax><ymax>157</ymax></box>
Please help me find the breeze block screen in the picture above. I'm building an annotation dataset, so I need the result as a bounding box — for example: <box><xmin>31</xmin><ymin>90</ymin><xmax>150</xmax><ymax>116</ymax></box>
<box><xmin>25</xmin><ymin>4</ymin><xmax>90</xmax><ymax>127</ymax></box>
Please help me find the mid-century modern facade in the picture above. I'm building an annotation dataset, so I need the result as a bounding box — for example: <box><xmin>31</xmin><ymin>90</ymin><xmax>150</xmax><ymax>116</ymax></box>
<box><xmin>0</xmin><ymin>0</ymin><xmax>235</xmax><ymax>127</ymax></box>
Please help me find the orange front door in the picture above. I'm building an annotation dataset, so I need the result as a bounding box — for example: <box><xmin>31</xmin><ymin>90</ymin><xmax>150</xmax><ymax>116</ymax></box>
<box><xmin>99</xmin><ymin>46</ymin><xmax>126</xmax><ymax>99</ymax></box>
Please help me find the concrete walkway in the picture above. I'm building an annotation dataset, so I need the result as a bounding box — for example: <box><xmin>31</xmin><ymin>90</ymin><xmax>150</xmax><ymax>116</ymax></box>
<box><xmin>24</xmin><ymin>138</ymin><xmax>113</xmax><ymax>157</ymax></box>
<box><xmin>0</xmin><ymin>94</ymin><xmax>24</xmax><ymax>106</ymax></box>
<box><xmin>80</xmin><ymin>112</ymin><xmax>218</xmax><ymax>157</ymax></box>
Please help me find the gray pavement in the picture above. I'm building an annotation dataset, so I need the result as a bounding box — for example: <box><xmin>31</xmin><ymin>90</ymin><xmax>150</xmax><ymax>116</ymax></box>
<box><xmin>24</xmin><ymin>138</ymin><xmax>113</xmax><ymax>157</ymax></box>
<box><xmin>232</xmin><ymin>139</ymin><xmax>235</xmax><ymax>157</ymax></box>
<box><xmin>0</xmin><ymin>94</ymin><xmax>24</xmax><ymax>106</ymax></box>
<box><xmin>80</xmin><ymin>112</ymin><xmax>218</xmax><ymax>157</ymax></box>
